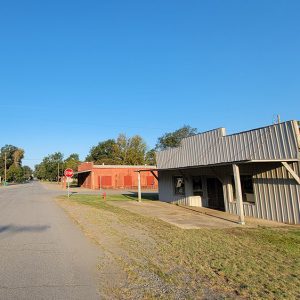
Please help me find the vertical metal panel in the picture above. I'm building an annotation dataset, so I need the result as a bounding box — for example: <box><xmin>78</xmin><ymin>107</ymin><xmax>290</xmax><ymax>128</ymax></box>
<box><xmin>282</xmin><ymin>165</ymin><xmax>292</xmax><ymax>223</ymax></box>
<box><xmin>253</xmin><ymin>176</ymin><xmax>260</xmax><ymax>219</ymax></box>
<box><xmin>252</xmin><ymin>162</ymin><xmax>300</xmax><ymax>224</ymax></box>
<box><xmin>271</xmin><ymin>168</ymin><xmax>280</xmax><ymax>222</ymax></box>
<box><xmin>158</xmin><ymin>161</ymin><xmax>300</xmax><ymax>224</ymax></box>
<box><xmin>157</xmin><ymin>121</ymin><xmax>299</xmax><ymax>169</ymax></box>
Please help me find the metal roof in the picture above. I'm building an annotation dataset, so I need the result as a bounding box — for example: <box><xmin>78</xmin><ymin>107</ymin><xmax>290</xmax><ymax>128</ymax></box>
<box><xmin>156</xmin><ymin>120</ymin><xmax>300</xmax><ymax>169</ymax></box>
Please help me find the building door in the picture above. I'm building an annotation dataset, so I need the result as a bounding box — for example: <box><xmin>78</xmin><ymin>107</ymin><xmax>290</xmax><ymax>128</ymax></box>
<box><xmin>146</xmin><ymin>176</ymin><xmax>155</xmax><ymax>187</ymax></box>
<box><xmin>124</xmin><ymin>175</ymin><xmax>132</xmax><ymax>187</ymax></box>
<box><xmin>101</xmin><ymin>176</ymin><xmax>112</xmax><ymax>188</ymax></box>
<box><xmin>206</xmin><ymin>178</ymin><xmax>225</xmax><ymax>211</ymax></box>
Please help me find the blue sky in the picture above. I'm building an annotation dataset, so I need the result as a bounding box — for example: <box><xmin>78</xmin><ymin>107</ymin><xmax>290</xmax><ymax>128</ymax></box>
<box><xmin>0</xmin><ymin>0</ymin><xmax>299</xmax><ymax>168</ymax></box>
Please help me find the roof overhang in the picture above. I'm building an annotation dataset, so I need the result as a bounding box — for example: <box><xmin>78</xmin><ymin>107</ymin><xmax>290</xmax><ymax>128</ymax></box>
<box><xmin>135</xmin><ymin>168</ymin><xmax>158</xmax><ymax>173</ymax></box>
<box><xmin>75</xmin><ymin>170</ymin><xmax>92</xmax><ymax>174</ymax></box>
<box><xmin>156</xmin><ymin>159</ymin><xmax>300</xmax><ymax>171</ymax></box>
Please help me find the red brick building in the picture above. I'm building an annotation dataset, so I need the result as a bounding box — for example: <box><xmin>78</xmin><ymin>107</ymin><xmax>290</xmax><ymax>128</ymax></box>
<box><xmin>77</xmin><ymin>162</ymin><xmax>158</xmax><ymax>190</ymax></box>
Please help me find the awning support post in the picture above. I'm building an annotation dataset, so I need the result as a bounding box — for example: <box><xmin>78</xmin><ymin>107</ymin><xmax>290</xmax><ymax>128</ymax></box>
<box><xmin>281</xmin><ymin>162</ymin><xmax>300</xmax><ymax>184</ymax></box>
<box><xmin>150</xmin><ymin>170</ymin><xmax>158</xmax><ymax>181</ymax></box>
<box><xmin>232</xmin><ymin>164</ymin><xmax>245</xmax><ymax>225</ymax></box>
<box><xmin>137</xmin><ymin>171</ymin><xmax>142</xmax><ymax>202</ymax></box>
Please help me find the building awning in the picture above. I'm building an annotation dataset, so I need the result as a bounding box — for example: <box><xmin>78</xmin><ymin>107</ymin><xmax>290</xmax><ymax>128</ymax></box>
<box><xmin>135</xmin><ymin>168</ymin><xmax>158</xmax><ymax>173</ymax></box>
<box><xmin>75</xmin><ymin>170</ymin><xmax>92</xmax><ymax>174</ymax></box>
<box><xmin>135</xmin><ymin>169</ymin><xmax>159</xmax><ymax>181</ymax></box>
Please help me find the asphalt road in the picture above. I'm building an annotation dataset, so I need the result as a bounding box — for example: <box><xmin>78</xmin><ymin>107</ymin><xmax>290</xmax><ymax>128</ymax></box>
<box><xmin>0</xmin><ymin>182</ymin><xmax>100</xmax><ymax>299</ymax></box>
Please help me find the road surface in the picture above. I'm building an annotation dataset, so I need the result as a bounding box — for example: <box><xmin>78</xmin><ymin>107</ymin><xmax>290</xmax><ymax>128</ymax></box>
<box><xmin>0</xmin><ymin>182</ymin><xmax>100</xmax><ymax>299</ymax></box>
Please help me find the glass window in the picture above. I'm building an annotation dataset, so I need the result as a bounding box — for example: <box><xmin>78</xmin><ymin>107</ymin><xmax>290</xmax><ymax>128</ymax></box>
<box><xmin>231</xmin><ymin>175</ymin><xmax>255</xmax><ymax>203</ymax></box>
<box><xmin>174</xmin><ymin>176</ymin><xmax>185</xmax><ymax>195</ymax></box>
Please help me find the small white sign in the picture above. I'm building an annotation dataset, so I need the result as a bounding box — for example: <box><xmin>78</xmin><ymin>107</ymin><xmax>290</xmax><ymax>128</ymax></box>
<box><xmin>66</xmin><ymin>177</ymin><xmax>73</xmax><ymax>183</ymax></box>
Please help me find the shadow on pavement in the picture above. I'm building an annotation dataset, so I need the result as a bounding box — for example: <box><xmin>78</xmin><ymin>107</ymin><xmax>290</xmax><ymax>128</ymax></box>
<box><xmin>0</xmin><ymin>224</ymin><xmax>50</xmax><ymax>234</ymax></box>
<box><xmin>122</xmin><ymin>192</ymin><xmax>159</xmax><ymax>201</ymax></box>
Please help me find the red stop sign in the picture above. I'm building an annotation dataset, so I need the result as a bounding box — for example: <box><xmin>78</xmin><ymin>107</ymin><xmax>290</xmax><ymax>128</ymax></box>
<box><xmin>64</xmin><ymin>168</ymin><xmax>74</xmax><ymax>178</ymax></box>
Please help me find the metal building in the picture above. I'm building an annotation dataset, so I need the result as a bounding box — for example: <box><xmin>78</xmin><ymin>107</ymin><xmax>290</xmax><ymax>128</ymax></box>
<box><xmin>156</xmin><ymin>120</ymin><xmax>300</xmax><ymax>224</ymax></box>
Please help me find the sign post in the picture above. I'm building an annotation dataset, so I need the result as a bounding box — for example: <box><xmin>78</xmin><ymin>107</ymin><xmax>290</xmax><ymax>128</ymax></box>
<box><xmin>64</xmin><ymin>168</ymin><xmax>74</xmax><ymax>198</ymax></box>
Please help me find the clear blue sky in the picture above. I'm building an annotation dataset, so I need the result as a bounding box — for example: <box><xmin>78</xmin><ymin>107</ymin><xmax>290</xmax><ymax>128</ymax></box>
<box><xmin>0</xmin><ymin>0</ymin><xmax>299</xmax><ymax>168</ymax></box>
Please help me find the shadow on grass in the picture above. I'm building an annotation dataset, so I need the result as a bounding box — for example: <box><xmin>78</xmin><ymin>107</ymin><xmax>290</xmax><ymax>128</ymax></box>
<box><xmin>122</xmin><ymin>192</ymin><xmax>159</xmax><ymax>201</ymax></box>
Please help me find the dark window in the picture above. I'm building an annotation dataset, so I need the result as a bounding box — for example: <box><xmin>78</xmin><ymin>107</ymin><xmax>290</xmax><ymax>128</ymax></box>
<box><xmin>192</xmin><ymin>176</ymin><xmax>203</xmax><ymax>196</ymax></box>
<box><xmin>174</xmin><ymin>176</ymin><xmax>185</xmax><ymax>195</ymax></box>
<box><xmin>231</xmin><ymin>175</ymin><xmax>255</xmax><ymax>203</ymax></box>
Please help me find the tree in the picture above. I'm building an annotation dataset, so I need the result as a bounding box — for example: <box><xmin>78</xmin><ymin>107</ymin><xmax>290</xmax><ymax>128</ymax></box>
<box><xmin>23</xmin><ymin>166</ymin><xmax>33</xmax><ymax>180</ymax></box>
<box><xmin>0</xmin><ymin>145</ymin><xmax>25</xmax><ymax>179</ymax></box>
<box><xmin>7</xmin><ymin>165</ymin><xmax>24</xmax><ymax>183</ymax></box>
<box><xmin>13</xmin><ymin>148</ymin><xmax>24</xmax><ymax>166</ymax></box>
<box><xmin>85</xmin><ymin>134</ymin><xmax>149</xmax><ymax>165</ymax></box>
<box><xmin>145</xmin><ymin>149</ymin><xmax>156</xmax><ymax>165</ymax></box>
<box><xmin>125</xmin><ymin>135</ymin><xmax>147</xmax><ymax>165</ymax></box>
<box><xmin>64</xmin><ymin>153</ymin><xmax>80</xmax><ymax>172</ymax></box>
<box><xmin>34</xmin><ymin>152</ymin><xmax>64</xmax><ymax>181</ymax></box>
<box><xmin>35</xmin><ymin>163</ymin><xmax>46</xmax><ymax>180</ymax></box>
<box><xmin>86</xmin><ymin>139</ymin><xmax>117</xmax><ymax>165</ymax></box>
<box><xmin>155</xmin><ymin>125</ymin><xmax>197</xmax><ymax>150</ymax></box>
<box><xmin>113</xmin><ymin>134</ymin><xmax>147</xmax><ymax>165</ymax></box>
<box><xmin>114</xmin><ymin>134</ymin><xmax>129</xmax><ymax>164</ymax></box>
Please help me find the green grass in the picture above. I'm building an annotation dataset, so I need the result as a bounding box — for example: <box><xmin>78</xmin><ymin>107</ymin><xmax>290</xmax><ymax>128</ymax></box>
<box><xmin>65</xmin><ymin>192</ymin><xmax>158</xmax><ymax>202</ymax></box>
<box><xmin>60</xmin><ymin>195</ymin><xmax>300</xmax><ymax>299</ymax></box>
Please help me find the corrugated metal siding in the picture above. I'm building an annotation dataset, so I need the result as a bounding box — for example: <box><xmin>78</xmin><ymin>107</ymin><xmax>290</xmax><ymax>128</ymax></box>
<box><xmin>157</xmin><ymin>121</ymin><xmax>299</xmax><ymax>169</ymax></box>
<box><xmin>158</xmin><ymin>171</ymin><xmax>192</xmax><ymax>205</ymax></box>
<box><xmin>226</xmin><ymin>162</ymin><xmax>300</xmax><ymax>224</ymax></box>
<box><xmin>159</xmin><ymin>161</ymin><xmax>300</xmax><ymax>224</ymax></box>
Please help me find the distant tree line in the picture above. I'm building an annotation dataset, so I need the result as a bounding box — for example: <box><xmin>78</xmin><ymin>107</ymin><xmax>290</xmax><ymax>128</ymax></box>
<box><xmin>0</xmin><ymin>145</ymin><xmax>33</xmax><ymax>183</ymax></box>
<box><xmin>34</xmin><ymin>125</ymin><xmax>197</xmax><ymax>181</ymax></box>
<box><xmin>35</xmin><ymin>153</ymin><xmax>80</xmax><ymax>181</ymax></box>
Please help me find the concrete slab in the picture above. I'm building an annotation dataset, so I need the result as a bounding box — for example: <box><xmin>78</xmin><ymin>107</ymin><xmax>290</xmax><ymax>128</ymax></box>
<box><xmin>109</xmin><ymin>201</ymin><xmax>289</xmax><ymax>229</ymax></box>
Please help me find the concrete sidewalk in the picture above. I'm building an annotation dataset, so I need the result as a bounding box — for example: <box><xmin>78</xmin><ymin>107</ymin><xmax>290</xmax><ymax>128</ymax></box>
<box><xmin>110</xmin><ymin>200</ymin><xmax>288</xmax><ymax>229</ymax></box>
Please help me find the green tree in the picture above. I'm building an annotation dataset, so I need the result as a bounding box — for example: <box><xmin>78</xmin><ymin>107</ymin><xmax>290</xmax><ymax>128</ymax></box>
<box><xmin>86</xmin><ymin>139</ymin><xmax>118</xmax><ymax>165</ymax></box>
<box><xmin>125</xmin><ymin>135</ymin><xmax>147</xmax><ymax>165</ymax></box>
<box><xmin>85</xmin><ymin>134</ymin><xmax>149</xmax><ymax>165</ymax></box>
<box><xmin>34</xmin><ymin>152</ymin><xmax>64</xmax><ymax>181</ymax></box>
<box><xmin>23</xmin><ymin>166</ymin><xmax>33</xmax><ymax>180</ymax></box>
<box><xmin>7</xmin><ymin>165</ymin><xmax>24</xmax><ymax>183</ymax></box>
<box><xmin>0</xmin><ymin>145</ymin><xmax>25</xmax><ymax>179</ymax></box>
<box><xmin>145</xmin><ymin>149</ymin><xmax>156</xmax><ymax>165</ymax></box>
<box><xmin>114</xmin><ymin>134</ymin><xmax>129</xmax><ymax>164</ymax></box>
<box><xmin>155</xmin><ymin>125</ymin><xmax>197</xmax><ymax>150</ymax></box>
<box><xmin>64</xmin><ymin>153</ymin><xmax>80</xmax><ymax>172</ymax></box>
<box><xmin>35</xmin><ymin>163</ymin><xmax>46</xmax><ymax>180</ymax></box>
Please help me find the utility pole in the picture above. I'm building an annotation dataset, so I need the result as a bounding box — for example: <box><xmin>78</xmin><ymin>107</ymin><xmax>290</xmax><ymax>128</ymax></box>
<box><xmin>277</xmin><ymin>114</ymin><xmax>281</xmax><ymax>124</ymax></box>
<box><xmin>57</xmin><ymin>162</ymin><xmax>60</xmax><ymax>184</ymax></box>
<box><xmin>4</xmin><ymin>152</ymin><xmax>7</xmax><ymax>184</ymax></box>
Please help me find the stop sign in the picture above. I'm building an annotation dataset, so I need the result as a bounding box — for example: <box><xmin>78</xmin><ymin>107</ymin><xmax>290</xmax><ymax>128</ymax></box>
<box><xmin>64</xmin><ymin>168</ymin><xmax>74</xmax><ymax>178</ymax></box>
